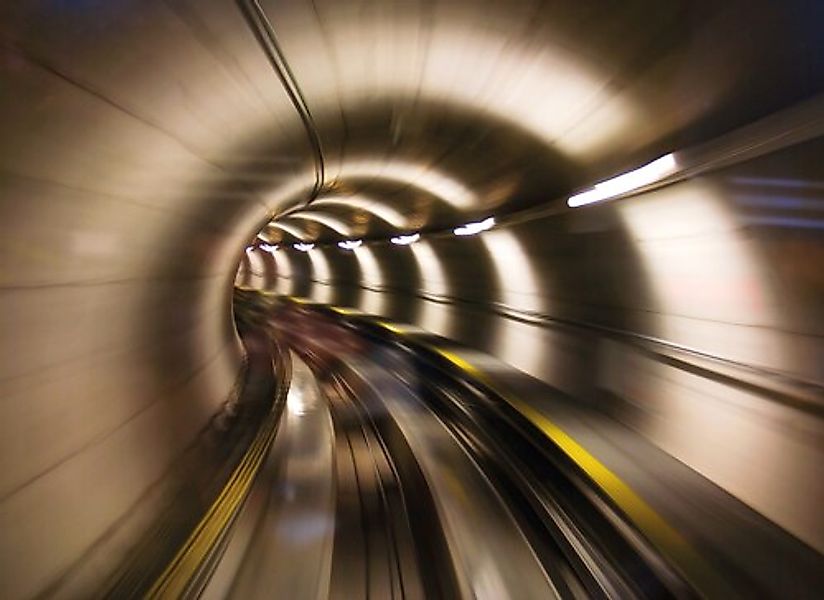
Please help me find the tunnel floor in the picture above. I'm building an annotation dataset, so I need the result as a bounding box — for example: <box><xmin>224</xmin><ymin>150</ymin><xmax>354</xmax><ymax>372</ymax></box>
<box><xmin>155</xmin><ymin>291</ymin><xmax>824</xmax><ymax>599</ymax></box>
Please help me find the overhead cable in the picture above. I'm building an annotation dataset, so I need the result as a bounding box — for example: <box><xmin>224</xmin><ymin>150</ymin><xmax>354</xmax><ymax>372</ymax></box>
<box><xmin>237</xmin><ymin>0</ymin><xmax>326</xmax><ymax>203</ymax></box>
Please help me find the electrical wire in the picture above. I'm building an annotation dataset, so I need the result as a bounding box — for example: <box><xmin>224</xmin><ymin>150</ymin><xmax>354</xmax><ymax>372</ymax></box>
<box><xmin>237</xmin><ymin>0</ymin><xmax>326</xmax><ymax>203</ymax></box>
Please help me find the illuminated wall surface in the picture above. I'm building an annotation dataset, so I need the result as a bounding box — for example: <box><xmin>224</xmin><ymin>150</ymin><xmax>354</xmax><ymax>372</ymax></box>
<box><xmin>1</xmin><ymin>0</ymin><xmax>823</xmax><ymax>597</ymax></box>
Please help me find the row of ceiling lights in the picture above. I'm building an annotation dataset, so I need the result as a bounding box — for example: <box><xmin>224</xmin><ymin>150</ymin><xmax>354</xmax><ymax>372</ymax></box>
<box><xmin>250</xmin><ymin>216</ymin><xmax>496</xmax><ymax>253</ymax></box>
<box><xmin>247</xmin><ymin>152</ymin><xmax>677</xmax><ymax>254</ymax></box>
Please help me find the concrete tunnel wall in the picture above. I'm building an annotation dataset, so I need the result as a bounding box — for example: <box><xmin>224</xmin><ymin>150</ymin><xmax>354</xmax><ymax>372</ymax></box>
<box><xmin>2</xmin><ymin>0</ymin><xmax>823</xmax><ymax>597</ymax></box>
<box><xmin>264</xmin><ymin>133</ymin><xmax>824</xmax><ymax>554</ymax></box>
<box><xmin>0</xmin><ymin>1</ymin><xmax>312</xmax><ymax>596</ymax></box>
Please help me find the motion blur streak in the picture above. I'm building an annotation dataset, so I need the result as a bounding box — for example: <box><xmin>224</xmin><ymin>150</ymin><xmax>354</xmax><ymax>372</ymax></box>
<box><xmin>616</xmin><ymin>178</ymin><xmax>817</xmax><ymax>548</ymax></box>
<box><xmin>328</xmin><ymin>159</ymin><xmax>479</xmax><ymax>210</ymax></box>
<box><xmin>267</xmin><ymin>221</ymin><xmax>308</xmax><ymax>242</ymax></box>
<box><xmin>481</xmin><ymin>229</ymin><xmax>548</xmax><ymax>376</ymax></box>
<box><xmin>312</xmin><ymin>196</ymin><xmax>409</xmax><ymax>229</ymax></box>
<box><xmin>409</xmin><ymin>241</ymin><xmax>451</xmax><ymax>337</ymax></box>
<box><xmin>244</xmin><ymin>248</ymin><xmax>267</xmax><ymax>289</ymax></box>
<box><xmin>284</xmin><ymin>212</ymin><xmax>352</xmax><ymax>236</ymax></box>
<box><xmin>307</xmin><ymin>249</ymin><xmax>333</xmax><ymax>305</ymax></box>
<box><xmin>280</xmin><ymin>19</ymin><xmax>634</xmax><ymax>157</ymax></box>
<box><xmin>352</xmin><ymin>246</ymin><xmax>385</xmax><ymax>316</ymax></box>
<box><xmin>618</xmin><ymin>181</ymin><xmax>774</xmax><ymax>352</ymax></box>
<box><xmin>1</xmin><ymin>0</ymin><xmax>824</xmax><ymax>598</ymax></box>
<box><xmin>271</xmin><ymin>250</ymin><xmax>294</xmax><ymax>296</ymax></box>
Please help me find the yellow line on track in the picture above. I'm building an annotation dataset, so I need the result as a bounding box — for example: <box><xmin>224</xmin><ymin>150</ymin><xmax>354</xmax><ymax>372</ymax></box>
<box><xmin>431</xmin><ymin>347</ymin><xmax>733</xmax><ymax>598</ymax></box>
<box><xmin>147</xmin><ymin>349</ymin><xmax>290</xmax><ymax>598</ymax></box>
<box><xmin>284</xmin><ymin>297</ymin><xmax>732</xmax><ymax>595</ymax></box>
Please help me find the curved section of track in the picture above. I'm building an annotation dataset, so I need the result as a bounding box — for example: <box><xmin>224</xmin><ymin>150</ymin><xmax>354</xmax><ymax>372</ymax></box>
<box><xmin>199</xmin><ymin>293</ymin><xmax>824</xmax><ymax>599</ymax></box>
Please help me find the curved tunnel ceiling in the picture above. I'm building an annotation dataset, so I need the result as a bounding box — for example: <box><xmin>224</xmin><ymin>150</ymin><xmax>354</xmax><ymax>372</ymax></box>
<box><xmin>2</xmin><ymin>0</ymin><xmax>824</xmax><ymax>596</ymax></box>
<box><xmin>241</xmin><ymin>0</ymin><xmax>824</xmax><ymax>243</ymax></box>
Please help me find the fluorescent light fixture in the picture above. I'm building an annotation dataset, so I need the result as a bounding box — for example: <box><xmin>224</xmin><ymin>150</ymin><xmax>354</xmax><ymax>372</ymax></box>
<box><xmin>337</xmin><ymin>239</ymin><xmax>362</xmax><ymax>250</ymax></box>
<box><xmin>390</xmin><ymin>232</ymin><xmax>421</xmax><ymax>245</ymax></box>
<box><xmin>259</xmin><ymin>243</ymin><xmax>279</xmax><ymax>253</ymax></box>
<box><xmin>453</xmin><ymin>216</ymin><xmax>495</xmax><ymax>236</ymax></box>
<box><xmin>293</xmin><ymin>243</ymin><xmax>314</xmax><ymax>252</ymax></box>
<box><xmin>568</xmin><ymin>153</ymin><xmax>677</xmax><ymax>207</ymax></box>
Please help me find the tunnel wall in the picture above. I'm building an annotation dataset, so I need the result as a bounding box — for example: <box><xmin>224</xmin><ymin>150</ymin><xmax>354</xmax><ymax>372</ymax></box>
<box><xmin>0</xmin><ymin>2</ymin><xmax>300</xmax><ymax>595</ymax></box>
<box><xmin>4</xmin><ymin>0</ymin><xmax>823</xmax><ymax>595</ymax></box>
<box><xmin>274</xmin><ymin>135</ymin><xmax>824</xmax><ymax>554</ymax></box>
<box><xmin>1</xmin><ymin>132</ymin><xmax>253</xmax><ymax>599</ymax></box>
<box><xmin>1</xmin><ymin>171</ymin><xmax>250</xmax><ymax>598</ymax></box>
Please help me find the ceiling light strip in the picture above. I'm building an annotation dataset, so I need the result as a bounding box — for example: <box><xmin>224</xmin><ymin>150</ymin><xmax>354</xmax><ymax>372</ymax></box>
<box><xmin>567</xmin><ymin>153</ymin><xmax>677</xmax><ymax>207</ymax></box>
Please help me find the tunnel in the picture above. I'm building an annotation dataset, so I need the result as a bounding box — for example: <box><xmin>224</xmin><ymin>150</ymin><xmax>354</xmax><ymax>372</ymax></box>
<box><xmin>2</xmin><ymin>0</ymin><xmax>824</xmax><ymax>597</ymax></box>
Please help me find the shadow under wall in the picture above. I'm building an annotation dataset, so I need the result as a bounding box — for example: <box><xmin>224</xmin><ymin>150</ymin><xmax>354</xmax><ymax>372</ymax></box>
<box><xmin>287</xmin><ymin>251</ymin><xmax>312</xmax><ymax>298</ymax></box>
<box><xmin>322</xmin><ymin>251</ymin><xmax>360</xmax><ymax>308</ymax></box>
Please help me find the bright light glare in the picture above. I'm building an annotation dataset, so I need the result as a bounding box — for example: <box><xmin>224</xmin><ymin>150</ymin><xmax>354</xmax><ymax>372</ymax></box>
<box><xmin>481</xmin><ymin>230</ymin><xmax>547</xmax><ymax>376</ymax></box>
<box><xmin>411</xmin><ymin>241</ymin><xmax>451</xmax><ymax>336</ymax></box>
<box><xmin>308</xmin><ymin>247</ymin><xmax>332</xmax><ymax>303</ymax></box>
<box><xmin>286</xmin><ymin>385</ymin><xmax>306</xmax><ymax>416</ymax></box>
<box><xmin>568</xmin><ymin>153</ymin><xmax>677</xmax><ymax>207</ymax></box>
<box><xmin>390</xmin><ymin>233</ymin><xmax>420</xmax><ymax>245</ymax></box>
<box><xmin>337</xmin><ymin>239</ymin><xmax>362</xmax><ymax>250</ymax></box>
<box><xmin>293</xmin><ymin>243</ymin><xmax>314</xmax><ymax>252</ymax></box>
<box><xmin>259</xmin><ymin>243</ymin><xmax>279</xmax><ymax>253</ymax></box>
<box><xmin>272</xmin><ymin>250</ymin><xmax>293</xmax><ymax>295</ymax></box>
<box><xmin>453</xmin><ymin>217</ymin><xmax>495</xmax><ymax>236</ymax></box>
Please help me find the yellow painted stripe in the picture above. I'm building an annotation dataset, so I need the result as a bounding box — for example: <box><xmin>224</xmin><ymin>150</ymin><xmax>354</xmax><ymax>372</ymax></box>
<box><xmin>431</xmin><ymin>347</ymin><xmax>731</xmax><ymax>597</ymax></box>
<box><xmin>147</xmin><ymin>354</ymin><xmax>290</xmax><ymax>598</ymax></box>
<box><xmin>329</xmin><ymin>305</ymin><xmax>363</xmax><ymax>315</ymax></box>
<box><xmin>278</xmin><ymin>302</ymin><xmax>730</xmax><ymax>595</ymax></box>
<box><xmin>148</xmin><ymin>423</ymin><xmax>273</xmax><ymax>597</ymax></box>
<box><xmin>374</xmin><ymin>320</ymin><xmax>407</xmax><ymax>334</ymax></box>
